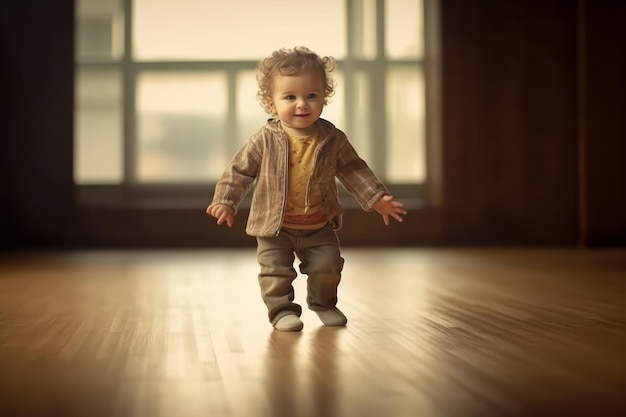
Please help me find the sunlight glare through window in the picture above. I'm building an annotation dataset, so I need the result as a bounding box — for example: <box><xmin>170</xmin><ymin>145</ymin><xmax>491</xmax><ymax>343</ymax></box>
<box><xmin>133</xmin><ymin>0</ymin><xmax>346</xmax><ymax>60</ymax></box>
<box><xmin>136</xmin><ymin>73</ymin><xmax>227</xmax><ymax>182</ymax></box>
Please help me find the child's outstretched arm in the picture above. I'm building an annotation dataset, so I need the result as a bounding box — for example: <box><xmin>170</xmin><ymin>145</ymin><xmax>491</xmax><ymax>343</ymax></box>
<box><xmin>206</xmin><ymin>203</ymin><xmax>235</xmax><ymax>227</ymax></box>
<box><xmin>373</xmin><ymin>195</ymin><xmax>407</xmax><ymax>225</ymax></box>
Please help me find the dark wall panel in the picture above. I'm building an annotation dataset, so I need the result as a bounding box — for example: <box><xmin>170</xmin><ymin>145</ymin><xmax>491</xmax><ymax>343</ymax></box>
<box><xmin>440</xmin><ymin>0</ymin><xmax>579</xmax><ymax>245</ymax></box>
<box><xmin>1</xmin><ymin>1</ymin><xmax>74</xmax><ymax>249</ymax></box>
<box><xmin>584</xmin><ymin>1</ymin><xmax>626</xmax><ymax>246</ymax></box>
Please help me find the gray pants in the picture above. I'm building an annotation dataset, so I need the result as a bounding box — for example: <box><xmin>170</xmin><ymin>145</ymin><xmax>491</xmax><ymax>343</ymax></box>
<box><xmin>256</xmin><ymin>224</ymin><xmax>345</xmax><ymax>325</ymax></box>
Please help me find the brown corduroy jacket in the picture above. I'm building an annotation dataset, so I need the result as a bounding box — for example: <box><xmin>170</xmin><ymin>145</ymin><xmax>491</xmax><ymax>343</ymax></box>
<box><xmin>210</xmin><ymin>118</ymin><xmax>389</xmax><ymax>237</ymax></box>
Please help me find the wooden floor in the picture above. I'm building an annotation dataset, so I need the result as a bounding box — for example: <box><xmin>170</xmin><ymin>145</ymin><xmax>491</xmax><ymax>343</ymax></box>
<box><xmin>0</xmin><ymin>248</ymin><xmax>625</xmax><ymax>417</ymax></box>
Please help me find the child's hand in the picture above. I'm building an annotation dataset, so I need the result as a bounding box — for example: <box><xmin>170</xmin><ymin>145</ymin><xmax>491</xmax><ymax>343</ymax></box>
<box><xmin>206</xmin><ymin>203</ymin><xmax>235</xmax><ymax>227</ymax></box>
<box><xmin>373</xmin><ymin>195</ymin><xmax>407</xmax><ymax>225</ymax></box>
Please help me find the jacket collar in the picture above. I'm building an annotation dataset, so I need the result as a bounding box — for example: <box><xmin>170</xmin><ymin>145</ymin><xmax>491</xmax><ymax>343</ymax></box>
<box><xmin>265</xmin><ymin>118</ymin><xmax>337</xmax><ymax>141</ymax></box>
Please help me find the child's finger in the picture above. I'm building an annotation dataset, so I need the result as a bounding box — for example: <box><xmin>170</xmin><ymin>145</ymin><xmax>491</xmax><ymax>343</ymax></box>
<box><xmin>392</xmin><ymin>212</ymin><xmax>403</xmax><ymax>222</ymax></box>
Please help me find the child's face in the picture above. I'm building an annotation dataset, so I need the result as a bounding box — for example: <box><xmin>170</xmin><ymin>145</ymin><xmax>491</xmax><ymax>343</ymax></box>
<box><xmin>268</xmin><ymin>72</ymin><xmax>325</xmax><ymax>135</ymax></box>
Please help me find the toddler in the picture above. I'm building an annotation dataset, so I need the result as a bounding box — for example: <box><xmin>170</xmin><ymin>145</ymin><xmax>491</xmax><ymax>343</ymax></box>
<box><xmin>207</xmin><ymin>46</ymin><xmax>406</xmax><ymax>331</ymax></box>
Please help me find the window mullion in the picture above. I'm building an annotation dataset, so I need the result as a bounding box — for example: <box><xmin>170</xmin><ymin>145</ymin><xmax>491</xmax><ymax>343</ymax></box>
<box><xmin>345</xmin><ymin>0</ymin><xmax>356</xmax><ymax>138</ymax></box>
<box><xmin>123</xmin><ymin>0</ymin><xmax>136</xmax><ymax>185</ymax></box>
<box><xmin>424</xmin><ymin>0</ymin><xmax>442</xmax><ymax>204</ymax></box>
<box><xmin>227</xmin><ymin>71</ymin><xmax>238</xmax><ymax>157</ymax></box>
<box><xmin>369</xmin><ymin>0</ymin><xmax>387</xmax><ymax>176</ymax></box>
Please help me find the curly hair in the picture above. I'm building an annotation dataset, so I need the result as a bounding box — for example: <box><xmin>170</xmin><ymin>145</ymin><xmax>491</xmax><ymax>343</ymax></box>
<box><xmin>256</xmin><ymin>46</ymin><xmax>336</xmax><ymax>116</ymax></box>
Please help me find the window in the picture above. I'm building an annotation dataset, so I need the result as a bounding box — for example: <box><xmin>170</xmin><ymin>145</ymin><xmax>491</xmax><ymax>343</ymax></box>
<box><xmin>75</xmin><ymin>0</ymin><xmax>437</xmax><ymax>206</ymax></box>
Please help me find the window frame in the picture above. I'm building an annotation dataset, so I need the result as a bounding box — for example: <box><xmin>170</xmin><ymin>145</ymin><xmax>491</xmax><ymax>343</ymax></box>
<box><xmin>75</xmin><ymin>0</ymin><xmax>439</xmax><ymax>211</ymax></box>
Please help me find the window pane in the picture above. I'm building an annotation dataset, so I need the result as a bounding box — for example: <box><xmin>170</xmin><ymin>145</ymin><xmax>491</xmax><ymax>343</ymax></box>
<box><xmin>386</xmin><ymin>0</ymin><xmax>423</xmax><ymax>59</ymax></box>
<box><xmin>386</xmin><ymin>66</ymin><xmax>425</xmax><ymax>183</ymax></box>
<box><xmin>236</xmin><ymin>71</ymin><xmax>269</xmax><ymax>148</ymax></box>
<box><xmin>136</xmin><ymin>72</ymin><xmax>227</xmax><ymax>182</ymax></box>
<box><xmin>349</xmin><ymin>0</ymin><xmax>377</xmax><ymax>60</ymax></box>
<box><xmin>76</xmin><ymin>0</ymin><xmax>124</xmax><ymax>62</ymax></box>
<box><xmin>134</xmin><ymin>0</ymin><xmax>346</xmax><ymax>61</ymax></box>
<box><xmin>345</xmin><ymin>71</ymin><xmax>371</xmax><ymax>161</ymax></box>
<box><xmin>75</xmin><ymin>67</ymin><xmax>123</xmax><ymax>184</ymax></box>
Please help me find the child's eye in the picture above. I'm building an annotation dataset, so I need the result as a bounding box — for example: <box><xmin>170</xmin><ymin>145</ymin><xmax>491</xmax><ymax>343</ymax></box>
<box><xmin>285</xmin><ymin>95</ymin><xmax>296</xmax><ymax>100</ymax></box>
<box><xmin>307</xmin><ymin>93</ymin><xmax>318</xmax><ymax>99</ymax></box>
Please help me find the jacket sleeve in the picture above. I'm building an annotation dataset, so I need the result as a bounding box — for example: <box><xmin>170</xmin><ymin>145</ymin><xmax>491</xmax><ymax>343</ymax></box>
<box><xmin>334</xmin><ymin>133</ymin><xmax>389</xmax><ymax>211</ymax></box>
<box><xmin>211</xmin><ymin>134</ymin><xmax>263</xmax><ymax>215</ymax></box>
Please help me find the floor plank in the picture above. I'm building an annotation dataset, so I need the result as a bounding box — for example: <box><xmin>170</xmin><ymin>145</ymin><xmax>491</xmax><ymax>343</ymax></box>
<box><xmin>0</xmin><ymin>248</ymin><xmax>625</xmax><ymax>417</ymax></box>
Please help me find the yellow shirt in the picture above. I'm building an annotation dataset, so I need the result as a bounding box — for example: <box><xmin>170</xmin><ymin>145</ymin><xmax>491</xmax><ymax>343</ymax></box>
<box><xmin>283</xmin><ymin>129</ymin><xmax>327</xmax><ymax>230</ymax></box>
